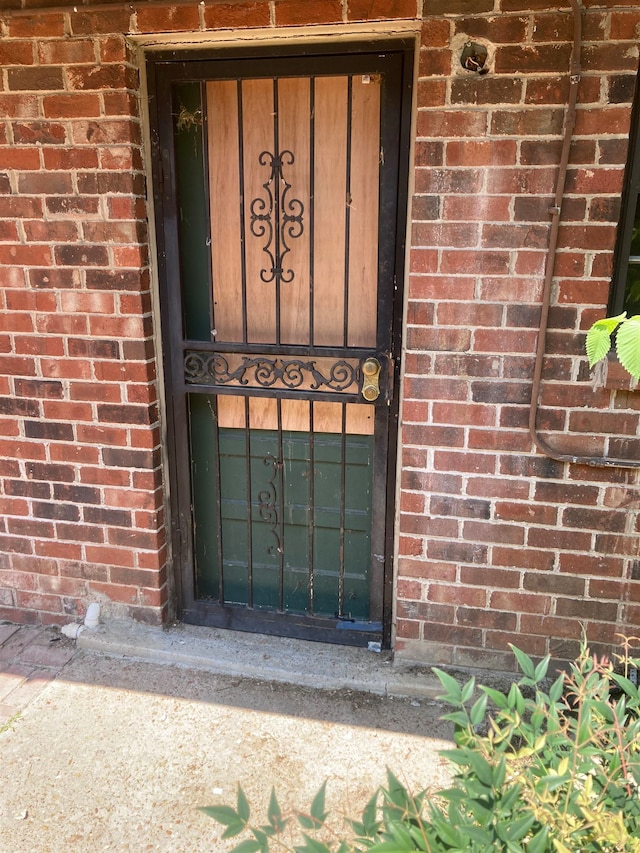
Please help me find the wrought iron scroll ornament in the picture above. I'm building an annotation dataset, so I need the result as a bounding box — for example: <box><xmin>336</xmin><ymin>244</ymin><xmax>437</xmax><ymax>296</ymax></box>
<box><xmin>249</xmin><ymin>150</ymin><xmax>304</xmax><ymax>285</ymax></box>
<box><xmin>185</xmin><ymin>352</ymin><xmax>357</xmax><ymax>393</ymax></box>
<box><xmin>257</xmin><ymin>453</ymin><xmax>282</xmax><ymax>557</ymax></box>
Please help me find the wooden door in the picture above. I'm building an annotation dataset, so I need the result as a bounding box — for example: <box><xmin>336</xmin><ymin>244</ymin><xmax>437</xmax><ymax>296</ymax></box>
<box><xmin>149</xmin><ymin>44</ymin><xmax>413</xmax><ymax>647</ymax></box>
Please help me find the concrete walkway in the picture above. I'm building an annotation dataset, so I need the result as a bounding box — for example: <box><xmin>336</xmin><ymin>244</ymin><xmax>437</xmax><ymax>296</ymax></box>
<box><xmin>0</xmin><ymin>621</ymin><xmax>454</xmax><ymax>852</ymax></box>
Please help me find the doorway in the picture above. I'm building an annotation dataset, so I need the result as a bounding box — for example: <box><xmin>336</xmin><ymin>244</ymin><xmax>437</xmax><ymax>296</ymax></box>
<box><xmin>147</xmin><ymin>41</ymin><xmax>413</xmax><ymax>647</ymax></box>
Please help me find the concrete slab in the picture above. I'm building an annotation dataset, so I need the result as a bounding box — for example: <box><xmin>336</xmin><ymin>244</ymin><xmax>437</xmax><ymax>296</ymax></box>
<box><xmin>0</xmin><ymin>649</ymin><xmax>454</xmax><ymax>852</ymax></box>
<box><xmin>77</xmin><ymin>619</ymin><xmax>442</xmax><ymax>700</ymax></box>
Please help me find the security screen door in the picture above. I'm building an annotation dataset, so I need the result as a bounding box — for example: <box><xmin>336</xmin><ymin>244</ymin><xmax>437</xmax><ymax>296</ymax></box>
<box><xmin>148</xmin><ymin>43</ymin><xmax>412</xmax><ymax>647</ymax></box>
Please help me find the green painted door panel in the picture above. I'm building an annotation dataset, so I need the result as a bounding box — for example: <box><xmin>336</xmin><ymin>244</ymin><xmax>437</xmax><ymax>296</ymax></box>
<box><xmin>188</xmin><ymin>394</ymin><xmax>372</xmax><ymax>620</ymax></box>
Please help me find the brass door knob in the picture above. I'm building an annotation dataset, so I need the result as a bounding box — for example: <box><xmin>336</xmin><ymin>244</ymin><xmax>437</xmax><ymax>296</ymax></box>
<box><xmin>361</xmin><ymin>358</ymin><xmax>381</xmax><ymax>401</ymax></box>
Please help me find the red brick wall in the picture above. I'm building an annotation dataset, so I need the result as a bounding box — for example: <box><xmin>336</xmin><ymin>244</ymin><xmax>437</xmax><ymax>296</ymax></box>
<box><xmin>0</xmin><ymin>0</ymin><xmax>638</xmax><ymax>671</ymax></box>
<box><xmin>399</xmin><ymin>0</ymin><xmax>640</xmax><ymax>670</ymax></box>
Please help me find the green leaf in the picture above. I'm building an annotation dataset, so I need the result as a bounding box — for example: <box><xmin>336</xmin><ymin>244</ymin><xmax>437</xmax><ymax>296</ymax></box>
<box><xmin>507</xmin><ymin>682</ymin><xmax>525</xmax><ymax>715</ymax></box>
<box><xmin>510</xmin><ymin>645</ymin><xmax>535</xmax><ymax>679</ymax></box>
<box><xmin>535</xmin><ymin>773</ymin><xmax>570</xmax><ymax>793</ymax></box>
<box><xmin>431</xmin><ymin>817</ymin><xmax>462</xmax><ymax>847</ymax></box>
<box><xmin>222</xmin><ymin>820</ymin><xmax>247</xmax><ymax>839</ymax></box>
<box><xmin>433</xmin><ymin>667</ymin><xmax>462</xmax><ymax>702</ymax></box>
<box><xmin>616</xmin><ymin>314</ymin><xmax>640</xmax><ymax>379</ymax></box>
<box><xmin>460</xmin><ymin>676</ymin><xmax>476</xmax><ymax>704</ymax></box>
<box><xmin>198</xmin><ymin>804</ymin><xmax>241</xmax><ymax>826</ymax></box>
<box><xmin>232</xmin><ymin>841</ymin><xmax>262</xmax><ymax>853</ymax></box>
<box><xmin>465</xmin><ymin>751</ymin><xmax>495</xmax><ymax>788</ymax></box>
<box><xmin>504</xmin><ymin>812</ymin><xmax>535</xmax><ymax>842</ymax></box>
<box><xmin>528</xmin><ymin>825</ymin><xmax>550</xmax><ymax>853</ymax></box>
<box><xmin>237</xmin><ymin>785</ymin><xmax>250</xmax><ymax>823</ymax></box>
<box><xmin>493</xmin><ymin>756</ymin><xmax>506</xmax><ymax>790</ymax></box>
<box><xmin>267</xmin><ymin>788</ymin><xmax>285</xmax><ymax>832</ymax></box>
<box><xmin>470</xmin><ymin>693</ymin><xmax>488</xmax><ymax>727</ymax></box>
<box><xmin>586</xmin><ymin>312</ymin><xmax>626</xmax><ymax>367</ymax></box>
<box><xmin>549</xmin><ymin>674</ymin><xmax>565</xmax><ymax>704</ymax></box>
<box><xmin>479</xmin><ymin>685</ymin><xmax>509</xmax><ymax>708</ymax></box>
<box><xmin>533</xmin><ymin>654</ymin><xmax>550</xmax><ymax>683</ymax></box>
<box><xmin>441</xmin><ymin>710</ymin><xmax>472</xmax><ymax>728</ymax></box>
<box><xmin>361</xmin><ymin>790</ymin><xmax>380</xmax><ymax>836</ymax></box>
<box><xmin>296</xmin><ymin>835</ymin><xmax>332</xmax><ymax>853</ymax></box>
<box><xmin>610</xmin><ymin>671</ymin><xmax>640</xmax><ymax>698</ymax></box>
<box><xmin>367</xmin><ymin>841</ymin><xmax>415</xmax><ymax>852</ymax></box>
<box><xmin>310</xmin><ymin>781</ymin><xmax>327</xmax><ymax>826</ymax></box>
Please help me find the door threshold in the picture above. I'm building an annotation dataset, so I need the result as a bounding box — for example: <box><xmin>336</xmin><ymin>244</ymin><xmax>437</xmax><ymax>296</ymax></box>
<box><xmin>77</xmin><ymin>618</ymin><xmax>441</xmax><ymax>700</ymax></box>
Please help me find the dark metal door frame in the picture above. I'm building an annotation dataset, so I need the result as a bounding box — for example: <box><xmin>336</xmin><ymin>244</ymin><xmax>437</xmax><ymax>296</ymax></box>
<box><xmin>147</xmin><ymin>40</ymin><xmax>414</xmax><ymax>649</ymax></box>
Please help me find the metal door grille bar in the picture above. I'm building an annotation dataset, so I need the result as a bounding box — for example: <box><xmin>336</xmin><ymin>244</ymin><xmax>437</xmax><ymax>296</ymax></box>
<box><xmin>338</xmin><ymin>403</ymin><xmax>347</xmax><ymax>617</ymax></box>
<box><xmin>184</xmin><ymin>341</ymin><xmax>375</xmax><ymax>358</ymax></box>
<box><xmin>273</xmin><ymin>79</ymin><xmax>282</xmax><ymax>347</ymax></box>
<box><xmin>309</xmin><ymin>78</ymin><xmax>315</xmax><ymax>349</ymax></box>
<box><xmin>276</xmin><ymin>398</ymin><xmax>285</xmax><ymax>609</ymax></box>
<box><xmin>308</xmin><ymin>402</ymin><xmax>315</xmax><ymax>615</ymax></box>
<box><xmin>213</xmin><ymin>396</ymin><xmax>225</xmax><ymax>602</ymax></box>
<box><xmin>343</xmin><ymin>76</ymin><xmax>353</xmax><ymax>349</ymax></box>
<box><xmin>237</xmin><ymin>80</ymin><xmax>249</xmax><ymax>344</ymax></box>
<box><xmin>244</xmin><ymin>396</ymin><xmax>253</xmax><ymax>607</ymax></box>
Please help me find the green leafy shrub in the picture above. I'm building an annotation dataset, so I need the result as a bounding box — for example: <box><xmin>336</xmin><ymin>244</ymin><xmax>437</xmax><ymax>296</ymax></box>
<box><xmin>586</xmin><ymin>312</ymin><xmax>640</xmax><ymax>380</ymax></box>
<box><xmin>201</xmin><ymin>641</ymin><xmax>640</xmax><ymax>852</ymax></box>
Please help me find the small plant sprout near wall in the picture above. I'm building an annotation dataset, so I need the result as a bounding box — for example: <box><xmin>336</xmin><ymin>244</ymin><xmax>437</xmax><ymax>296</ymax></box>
<box><xmin>586</xmin><ymin>313</ymin><xmax>640</xmax><ymax>380</ymax></box>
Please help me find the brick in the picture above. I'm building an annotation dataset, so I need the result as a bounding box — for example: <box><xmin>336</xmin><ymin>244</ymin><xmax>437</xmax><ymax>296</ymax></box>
<box><xmin>71</xmin><ymin>120</ymin><xmax>141</xmax><ymax>147</ymax></box>
<box><xmin>279</xmin><ymin>0</ymin><xmax>346</xmax><ymax>24</ymax></box>
<box><xmin>414</xmin><ymin>141</ymin><xmax>443</xmax><ymax>166</ymax></box>
<box><xmin>416</xmin><ymin>79</ymin><xmax>446</xmax><ymax>108</ymax></box>
<box><xmin>67</xmin><ymin>65</ymin><xmax>137</xmax><ymax>92</ymax></box>
<box><xmin>14</xmin><ymin>591</ymin><xmax>63</xmax><ymax>614</ymax></box>
<box><xmin>416</xmin><ymin>110</ymin><xmax>487</xmax><ymax>137</ymax></box>
<box><xmin>458</xmin><ymin>607</ymin><xmax>517</xmax><ymax>631</ymax></box>
<box><xmin>37</xmin><ymin>38</ymin><xmax>95</xmax><ymax>65</ymax></box>
<box><xmin>33</xmin><ymin>502</ymin><xmax>81</xmax><ymax>522</ymax></box>
<box><xmin>582</xmin><ymin>43</ymin><xmax>640</xmax><ymax>72</ymax></box>
<box><xmin>451</xmin><ymin>77</ymin><xmax>522</xmax><ymax>105</ymax></box>
<box><xmin>68</xmin><ymin>9</ymin><xmax>133</xmax><ymax>35</ymax></box>
<box><xmin>42</xmin><ymin>148</ymin><xmax>99</xmax><ymax>170</ymax></box>
<box><xmin>24</xmin><ymin>421</ymin><xmax>74</xmax><ymax>441</ymax></box>
<box><xmin>347</xmin><ymin>0</ymin><xmax>416</xmax><ymax>18</ymax></box>
<box><xmin>202</xmin><ymin>1</ymin><xmax>270</xmax><ymax>28</ymax></box>
<box><xmin>491</xmin><ymin>108</ymin><xmax>564</xmax><ymax>137</ymax></box>
<box><xmin>53</xmin><ymin>244</ymin><xmax>109</xmax><ymax>267</ymax></box>
<box><xmin>7</xmin><ymin>67</ymin><xmax>64</xmax><ymax>92</ymax></box>
<box><xmin>419</xmin><ymin>46</ymin><xmax>453</xmax><ymax>76</ymax></box>
<box><xmin>0</xmin><ymin>94</ymin><xmax>39</xmax><ymax>119</ymax></box>
<box><xmin>101</xmin><ymin>448</ymin><xmax>156</xmax><ymax>469</ymax></box>
<box><xmin>407</xmin><ymin>327</ymin><xmax>471</xmax><ymax>351</ymax></box>
<box><xmin>133</xmin><ymin>4</ymin><xmax>199</xmax><ymax>31</ymax></box>
<box><xmin>0</xmin><ymin>40</ymin><xmax>36</xmax><ymax>65</ymax></box>
<box><xmin>7</xmin><ymin>13</ymin><xmax>65</xmax><ymax>37</ymax></box>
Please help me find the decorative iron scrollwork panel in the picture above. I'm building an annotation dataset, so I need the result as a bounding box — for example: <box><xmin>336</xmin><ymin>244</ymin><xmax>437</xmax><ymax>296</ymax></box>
<box><xmin>185</xmin><ymin>351</ymin><xmax>359</xmax><ymax>394</ymax></box>
<box><xmin>257</xmin><ymin>453</ymin><xmax>282</xmax><ymax>557</ymax></box>
<box><xmin>249</xmin><ymin>150</ymin><xmax>304</xmax><ymax>285</ymax></box>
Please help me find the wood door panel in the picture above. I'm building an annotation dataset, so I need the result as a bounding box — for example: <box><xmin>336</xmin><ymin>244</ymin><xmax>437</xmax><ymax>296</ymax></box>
<box><xmin>278</xmin><ymin>76</ymin><xmax>311</xmax><ymax>345</ymax></box>
<box><xmin>313</xmin><ymin>76</ymin><xmax>348</xmax><ymax>347</ymax></box>
<box><xmin>208</xmin><ymin>80</ymin><xmax>243</xmax><ymax>343</ymax></box>
<box><xmin>348</xmin><ymin>75</ymin><xmax>380</xmax><ymax>348</ymax></box>
<box><xmin>242</xmin><ymin>78</ymin><xmax>278</xmax><ymax>345</ymax></box>
<box><xmin>208</xmin><ymin>74</ymin><xmax>380</xmax><ymax>436</ymax></box>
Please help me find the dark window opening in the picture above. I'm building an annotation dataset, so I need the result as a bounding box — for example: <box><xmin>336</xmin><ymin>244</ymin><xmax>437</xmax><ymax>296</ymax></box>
<box><xmin>610</xmin><ymin>72</ymin><xmax>640</xmax><ymax>318</ymax></box>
